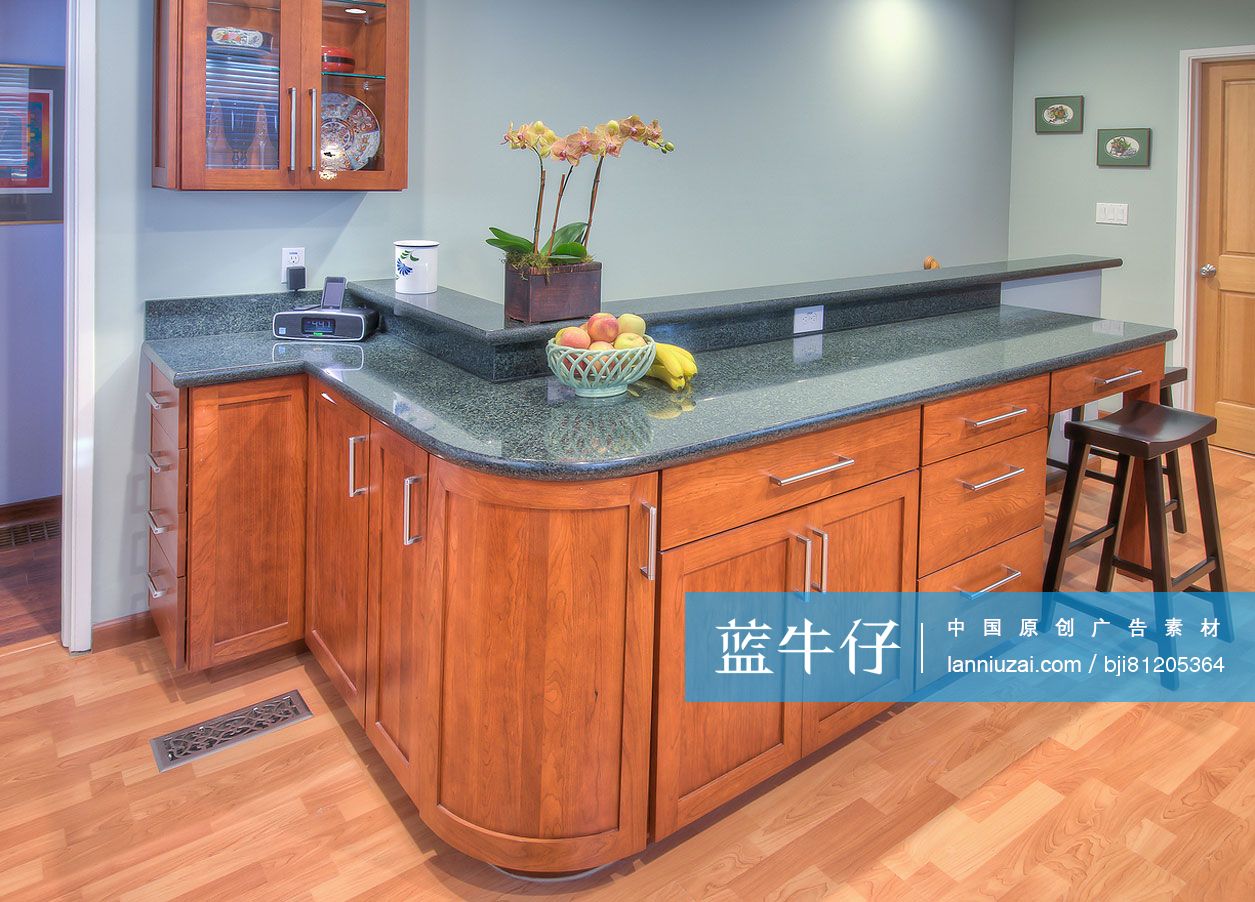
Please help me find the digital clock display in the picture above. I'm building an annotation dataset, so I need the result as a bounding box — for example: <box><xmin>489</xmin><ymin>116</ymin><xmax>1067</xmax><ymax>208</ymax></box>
<box><xmin>302</xmin><ymin>317</ymin><xmax>336</xmax><ymax>336</ymax></box>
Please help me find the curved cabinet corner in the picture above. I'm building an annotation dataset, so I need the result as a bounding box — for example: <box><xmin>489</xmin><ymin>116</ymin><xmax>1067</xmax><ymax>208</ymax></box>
<box><xmin>416</xmin><ymin>458</ymin><xmax>658</xmax><ymax>873</ymax></box>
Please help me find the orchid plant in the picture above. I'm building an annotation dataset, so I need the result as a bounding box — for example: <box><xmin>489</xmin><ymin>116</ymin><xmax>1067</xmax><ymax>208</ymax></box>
<box><xmin>486</xmin><ymin>116</ymin><xmax>674</xmax><ymax>271</ymax></box>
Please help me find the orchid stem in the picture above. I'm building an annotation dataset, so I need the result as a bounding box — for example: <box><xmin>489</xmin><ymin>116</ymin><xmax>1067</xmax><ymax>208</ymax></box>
<box><xmin>532</xmin><ymin>152</ymin><xmax>546</xmax><ymax>253</ymax></box>
<box><xmin>547</xmin><ymin>164</ymin><xmax>574</xmax><ymax>255</ymax></box>
<box><xmin>583</xmin><ymin>157</ymin><xmax>605</xmax><ymax>249</ymax></box>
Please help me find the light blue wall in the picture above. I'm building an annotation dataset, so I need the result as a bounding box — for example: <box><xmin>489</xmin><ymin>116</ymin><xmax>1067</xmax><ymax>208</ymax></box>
<box><xmin>1009</xmin><ymin>0</ymin><xmax>1255</xmax><ymax>329</ymax></box>
<box><xmin>420</xmin><ymin>0</ymin><xmax>1016</xmax><ymax>302</ymax></box>
<box><xmin>0</xmin><ymin>0</ymin><xmax>66</xmax><ymax>506</ymax></box>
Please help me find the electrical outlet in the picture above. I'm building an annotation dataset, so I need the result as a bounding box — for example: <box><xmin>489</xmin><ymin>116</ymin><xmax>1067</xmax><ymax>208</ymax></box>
<box><xmin>793</xmin><ymin>305</ymin><xmax>824</xmax><ymax>334</ymax></box>
<box><xmin>281</xmin><ymin>247</ymin><xmax>305</xmax><ymax>282</ymax></box>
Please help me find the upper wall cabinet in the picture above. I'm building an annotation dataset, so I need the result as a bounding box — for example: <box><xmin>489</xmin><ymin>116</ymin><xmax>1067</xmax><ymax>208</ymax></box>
<box><xmin>153</xmin><ymin>0</ymin><xmax>409</xmax><ymax>191</ymax></box>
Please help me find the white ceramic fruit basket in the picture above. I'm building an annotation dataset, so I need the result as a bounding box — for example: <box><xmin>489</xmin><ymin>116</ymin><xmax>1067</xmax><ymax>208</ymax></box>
<box><xmin>545</xmin><ymin>336</ymin><xmax>657</xmax><ymax>398</ymax></box>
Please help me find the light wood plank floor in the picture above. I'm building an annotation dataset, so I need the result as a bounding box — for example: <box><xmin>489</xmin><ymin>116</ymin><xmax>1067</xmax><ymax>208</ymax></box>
<box><xmin>3</xmin><ymin>449</ymin><xmax>1254</xmax><ymax>901</ymax></box>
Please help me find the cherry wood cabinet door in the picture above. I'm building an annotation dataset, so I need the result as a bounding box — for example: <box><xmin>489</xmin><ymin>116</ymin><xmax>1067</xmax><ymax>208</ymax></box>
<box><xmin>798</xmin><ymin>472</ymin><xmax>919</xmax><ymax>755</ymax></box>
<box><xmin>187</xmin><ymin>376</ymin><xmax>307</xmax><ymax>670</ymax></box>
<box><xmin>417</xmin><ymin>459</ymin><xmax>658</xmax><ymax>874</ymax></box>
<box><xmin>364</xmin><ymin>420</ymin><xmax>427</xmax><ymax>795</ymax></box>
<box><xmin>305</xmin><ymin>384</ymin><xmax>371</xmax><ymax>723</ymax></box>
<box><xmin>653</xmin><ymin>507</ymin><xmax>810</xmax><ymax>841</ymax></box>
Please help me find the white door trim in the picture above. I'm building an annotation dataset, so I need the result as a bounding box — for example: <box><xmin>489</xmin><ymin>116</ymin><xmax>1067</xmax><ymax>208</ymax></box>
<box><xmin>1173</xmin><ymin>44</ymin><xmax>1255</xmax><ymax>409</ymax></box>
<box><xmin>61</xmin><ymin>0</ymin><xmax>96</xmax><ymax>653</ymax></box>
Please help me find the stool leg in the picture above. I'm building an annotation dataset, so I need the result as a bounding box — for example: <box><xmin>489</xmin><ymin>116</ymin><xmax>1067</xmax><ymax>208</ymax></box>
<box><xmin>1160</xmin><ymin>384</ymin><xmax>1188</xmax><ymax>534</ymax></box>
<box><xmin>1153</xmin><ymin>591</ymin><xmax>1180</xmax><ymax>691</ymax></box>
<box><xmin>1096</xmin><ymin>454</ymin><xmax>1133</xmax><ymax>592</ymax></box>
<box><xmin>1045</xmin><ymin>439</ymin><xmax>1091</xmax><ymax>593</ymax></box>
<box><xmin>1191</xmin><ymin>439</ymin><xmax>1233</xmax><ymax>641</ymax></box>
<box><xmin>1142</xmin><ymin>458</ymin><xmax>1180</xmax><ymax>690</ymax></box>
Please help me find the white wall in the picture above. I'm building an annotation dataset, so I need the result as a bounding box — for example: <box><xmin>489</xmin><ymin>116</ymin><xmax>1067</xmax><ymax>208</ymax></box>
<box><xmin>0</xmin><ymin>0</ymin><xmax>66</xmax><ymax>505</ymax></box>
<box><xmin>420</xmin><ymin>0</ymin><xmax>1016</xmax><ymax>302</ymax></box>
<box><xmin>1009</xmin><ymin>0</ymin><xmax>1255</xmax><ymax>328</ymax></box>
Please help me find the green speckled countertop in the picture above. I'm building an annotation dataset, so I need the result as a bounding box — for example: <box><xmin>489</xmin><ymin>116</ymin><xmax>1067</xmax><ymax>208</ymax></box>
<box><xmin>143</xmin><ymin>305</ymin><xmax>1173</xmax><ymax>480</ymax></box>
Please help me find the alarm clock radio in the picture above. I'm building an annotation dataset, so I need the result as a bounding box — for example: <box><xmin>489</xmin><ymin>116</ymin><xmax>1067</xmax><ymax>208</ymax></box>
<box><xmin>273</xmin><ymin>275</ymin><xmax>379</xmax><ymax>342</ymax></box>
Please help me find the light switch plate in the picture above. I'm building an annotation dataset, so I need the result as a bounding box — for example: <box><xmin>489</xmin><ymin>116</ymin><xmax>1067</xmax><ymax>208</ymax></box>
<box><xmin>1095</xmin><ymin>203</ymin><xmax>1128</xmax><ymax>226</ymax></box>
<box><xmin>281</xmin><ymin>247</ymin><xmax>306</xmax><ymax>282</ymax></box>
<box><xmin>793</xmin><ymin>305</ymin><xmax>824</xmax><ymax>334</ymax></box>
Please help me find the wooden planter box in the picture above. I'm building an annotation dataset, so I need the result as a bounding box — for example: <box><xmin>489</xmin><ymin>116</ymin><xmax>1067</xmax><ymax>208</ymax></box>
<box><xmin>504</xmin><ymin>262</ymin><xmax>602</xmax><ymax>324</ymax></box>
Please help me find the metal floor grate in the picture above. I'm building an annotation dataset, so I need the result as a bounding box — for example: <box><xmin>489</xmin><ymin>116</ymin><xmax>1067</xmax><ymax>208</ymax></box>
<box><xmin>0</xmin><ymin>519</ymin><xmax>61</xmax><ymax>548</ymax></box>
<box><xmin>150</xmin><ymin>690</ymin><xmax>313</xmax><ymax>772</ymax></box>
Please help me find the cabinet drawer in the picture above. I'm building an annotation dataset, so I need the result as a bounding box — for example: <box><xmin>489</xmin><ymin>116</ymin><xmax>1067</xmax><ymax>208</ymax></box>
<box><xmin>1050</xmin><ymin>346</ymin><xmax>1164</xmax><ymax>413</ymax></box>
<box><xmin>147</xmin><ymin>502</ymin><xmax>186</xmax><ymax>578</ymax></box>
<box><xmin>147</xmin><ymin>532</ymin><xmax>186</xmax><ymax>669</ymax></box>
<box><xmin>148</xmin><ymin>363</ymin><xmax>186</xmax><ymax>448</ymax></box>
<box><xmin>660</xmin><ymin>408</ymin><xmax>920</xmax><ymax>548</ymax></box>
<box><xmin>148</xmin><ymin>447</ymin><xmax>186</xmax><ymax>514</ymax></box>
<box><xmin>917</xmin><ymin>527</ymin><xmax>1044</xmax><ymax>594</ymax></box>
<box><xmin>919</xmin><ymin>430</ymin><xmax>1047</xmax><ymax>575</ymax></box>
<box><xmin>922</xmin><ymin>376</ymin><xmax>1048</xmax><ymax>464</ymax></box>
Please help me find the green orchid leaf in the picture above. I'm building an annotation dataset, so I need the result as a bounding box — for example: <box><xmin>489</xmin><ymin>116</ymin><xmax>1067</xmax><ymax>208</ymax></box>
<box><xmin>551</xmin><ymin>242</ymin><xmax>587</xmax><ymax>258</ymax></box>
<box><xmin>489</xmin><ymin>226</ymin><xmax>532</xmax><ymax>244</ymax></box>
<box><xmin>551</xmin><ymin>222</ymin><xmax>588</xmax><ymax>249</ymax></box>
<box><xmin>547</xmin><ymin>254</ymin><xmax>583</xmax><ymax>265</ymax></box>
<box><xmin>486</xmin><ymin>237</ymin><xmax>533</xmax><ymax>253</ymax></box>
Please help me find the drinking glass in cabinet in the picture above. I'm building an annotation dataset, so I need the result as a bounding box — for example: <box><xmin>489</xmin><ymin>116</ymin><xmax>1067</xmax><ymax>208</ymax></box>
<box><xmin>204</xmin><ymin>1</ymin><xmax>285</xmax><ymax>171</ymax></box>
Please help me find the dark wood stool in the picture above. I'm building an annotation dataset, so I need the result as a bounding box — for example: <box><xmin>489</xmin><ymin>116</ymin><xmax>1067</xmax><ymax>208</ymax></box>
<box><xmin>1043</xmin><ymin>400</ymin><xmax>1231</xmax><ymax>689</ymax></box>
<box><xmin>1047</xmin><ymin>365</ymin><xmax>1189</xmax><ymax>533</ymax></box>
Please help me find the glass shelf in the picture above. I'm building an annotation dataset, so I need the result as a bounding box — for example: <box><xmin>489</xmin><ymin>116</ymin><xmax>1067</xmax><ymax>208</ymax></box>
<box><xmin>323</xmin><ymin>0</ymin><xmax>387</xmax><ymax>8</ymax></box>
<box><xmin>322</xmin><ymin>71</ymin><xmax>386</xmax><ymax>80</ymax></box>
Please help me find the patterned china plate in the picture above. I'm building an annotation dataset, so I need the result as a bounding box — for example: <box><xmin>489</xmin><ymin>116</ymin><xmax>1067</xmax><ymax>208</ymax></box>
<box><xmin>320</xmin><ymin>92</ymin><xmax>380</xmax><ymax>171</ymax></box>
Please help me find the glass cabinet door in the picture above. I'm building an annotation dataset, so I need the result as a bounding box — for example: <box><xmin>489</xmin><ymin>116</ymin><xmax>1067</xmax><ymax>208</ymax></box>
<box><xmin>303</xmin><ymin>0</ymin><xmax>408</xmax><ymax>189</ymax></box>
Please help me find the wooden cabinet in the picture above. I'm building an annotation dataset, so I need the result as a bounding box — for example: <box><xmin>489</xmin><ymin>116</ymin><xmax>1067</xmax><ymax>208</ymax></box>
<box><xmin>305</xmin><ymin>385</ymin><xmax>372</xmax><ymax>721</ymax></box>
<box><xmin>146</xmin><ymin>364</ymin><xmax>188</xmax><ymax>668</ymax></box>
<box><xmin>365</xmin><ymin>420</ymin><xmax>427</xmax><ymax>790</ymax></box>
<box><xmin>416</xmin><ymin>459</ymin><xmax>658</xmax><ymax>873</ymax></box>
<box><xmin>153</xmin><ymin>0</ymin><xmax>408</xmax><ymax>191</ymax></box>
<box><xmin>186</xmin><ymin>376</ymin><xmax>308</xmax><ymax>670</ymax></box>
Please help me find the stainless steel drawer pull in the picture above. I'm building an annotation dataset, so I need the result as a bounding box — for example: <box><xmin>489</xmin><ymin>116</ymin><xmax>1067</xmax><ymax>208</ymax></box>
<box><xmin>960</xmin><ymin>465</ymin><xmax>1026</xmax><ymax>492</ymax></box>
<box><xmin>1095</xmin><ymin>368</ymin><xmax>1143</xmax><ymax>387</ymax></box>
<box><xmin>960</xmin><ymin>566</ymin><xmax>1022</xmax><ymax>599</ymax></box>
<box><xmin>288</xmin><ymin>87</ymin><xmax>297</xmax><ymax>171</ymax></box>
<box><xmin>146</xmin><ymin>574</ymin><xmax>168</xmax><ymax>599</ymax></box>
<box><xmin>770</xmin><ymin>456</ymin><xmax>855</xmax><ymax>487</ymax></box>
<box><xmin>146</xmin><ymin>452</ymin><xmax>171</xmax><ymax>473</ymax></box>
<box><xmin>793</xmin><ymin>533</ymin><xmax>814</xmax><ymax>594</ymax></box>
<box><xmin>348</xmin><ymin>435</ymin><xmax>367</xmax><ymax>497</ymax></box>
<box><xmin>965</xmin><ymin>407</ymin><xmax>1029</xmax><ymax>428</ymax></box>
<box><xmin>641</xmin><ymin>501</ymin><xmax>658</xmax><ymax>581</ymax></box>
<box><xmin>809</xmin><ymin>527</ymin><xmax>830</xmax><ymax>592</ymax></box>
<box><xmin>403</xmin><ymin>474</ymin><xmax>424</xmax><ymax>545</ymax></box>
<box><xmin>146</xmin><ymin>391</ymin><xmax>173</xmax><ymax>411</ymax></box>
<box><xmin>309</xmin><ymin>88</ymin><xmax>319</xmax><ymax>172</ymax></box>
<box><xmin>146</xmin><ymin>511</ymin><xmax>170</xmax><ymax>535</ymax></box>
<box><xmin>320</xmin><ymin>392</ymin><xmax>337</xmax><ymax>405</ymax></box>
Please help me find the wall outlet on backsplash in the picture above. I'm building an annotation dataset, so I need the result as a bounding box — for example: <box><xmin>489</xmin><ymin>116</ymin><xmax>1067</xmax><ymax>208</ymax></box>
<box><xmin>793</xmin><ymin>305</ymin><xmax>824</xmax><ymax>334</ymax></box>
<box><xmin>281</xmin><ymin>247</ymin><xmax>306</xmax><ymax>282</ymax></box>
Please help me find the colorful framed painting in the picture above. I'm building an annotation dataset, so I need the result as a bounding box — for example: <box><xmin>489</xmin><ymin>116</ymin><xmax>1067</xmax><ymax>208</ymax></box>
<box><xmin>0</xmin><ymin>63</ymin><xmax>65</xmax><ymax>224</ymax></box>
<box><xmin>1097</xmin><ymin>128</ymin><xmax>1152</xmax><ymax>168</ymax></box>
<box><xmin>1035</xmin><ymin>95</ymin><xmax>1084</xmax><ymax>134</ymax></box>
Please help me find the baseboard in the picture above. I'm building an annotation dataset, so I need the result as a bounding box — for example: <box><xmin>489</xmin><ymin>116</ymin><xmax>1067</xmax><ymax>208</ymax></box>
<box><xmin>0</xmin><ymin>495</ymin><xmax>61</xmax><ymax>530</ymax></box>
<box><xmin>92</xmin><ymin>610</ymin><xmax>158</xmax><ymax>652</ymax></box>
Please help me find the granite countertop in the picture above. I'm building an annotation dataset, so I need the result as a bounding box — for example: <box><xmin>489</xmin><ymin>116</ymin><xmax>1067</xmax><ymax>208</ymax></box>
<box><xmin>143</xmin><ymin>305</ymin><xmax>1174</xmax><ymax>480</ymax></box>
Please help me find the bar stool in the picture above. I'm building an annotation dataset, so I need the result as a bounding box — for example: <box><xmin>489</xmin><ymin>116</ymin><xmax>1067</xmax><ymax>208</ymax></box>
<box><xmin>1047</xmin><ymin>365</ymin><xmax>1189</xmax><ymax>533</ymax></box>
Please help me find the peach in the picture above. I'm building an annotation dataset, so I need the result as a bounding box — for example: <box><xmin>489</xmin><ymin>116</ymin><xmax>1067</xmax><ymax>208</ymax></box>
<box><xmin>586</xmin><ymin>313</ymin><xmax>620</xmax><ymax>343</ymax></box>
<box><xmin>589</xmin><ymin>340</ymin><xmax>615</xmax><ymax>351</ymax></box>
<box><xmin>617</xmin><ymin>313</ymin><xmax>646</xmax><ymax>336</ymax></box>
<box><xmin>557</xmin><ymin>326</ymin><xmax>592</xmax><ymax>349</ymax></box>
<box><xmin>614</xmin><ymin>333</ymin><xmax>646</xmax><ymax>350</ymax></box>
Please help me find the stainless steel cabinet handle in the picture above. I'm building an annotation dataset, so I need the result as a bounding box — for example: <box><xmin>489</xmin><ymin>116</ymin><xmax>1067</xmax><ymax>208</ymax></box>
<box><xmin>960</xmin><ymin>566</ymin><xmax>1022</xmax><ymax>599</ymax></box>
<box><xmin>348</xmin><ymin>435</ymin><xmax>367</xmax><ymax>497</ymax></box>
<box><xmin>146</xmin><ymin>391</ymin><xmax>172</xmax><ymax>411</ymax></box>
<box><xmin>403</xmin><ymin>475</ymin><xmax>424</xmax><ymax>545</ymax></box>
<box><xmin>289</xmin><ymin>87</ymin><xmax>297</xmax><ymax>171</ymax></box>
<box><xmin>1200</xmin><ymin>263</ymin><xmax>1217</xmax><ymax>278</ymax></box>
<box><xmin>146</xmin><ymin>511</ymin><xmax>170</xmax><ymax>535</ymax></box>
<box><xmin>960</xmin><ymin>465</ymin><xmax>1025</xmax><ymax>492</ymax></box>
<box><xmin>309</xmin><ymin>87</ymin><xmax>319</xmax><ymax>172</ymax></box>
<box><xmin>640</xmin><ymin>501</ymin><xmax>658</xmax><ymax>580</ymax></box>
<box><xmin>1094</xmin><ymin>369</ymin><xmax>1143</xmax><ymax>387</ymax></box>
<box><xmin>147</xmin><ymin>574</ymin><xmax>167</xmax><ymax>599</ymax></box>
<box><xmin>965</xmin><ymin>407</ymin><xmax>1029</xmax><ymax>428</ymax></box>
<box><xmin>793</xmin><ymin>533</ymin><xmax>813</xmax><ymax>594</ymax></box>
<box><xmin>809</xmin><ymin>527</ymin><xmax>830</xmax><ymax>592</ymax></box>
<box><xmin>770</xmin><ymin>456</ymin><xmax>855</xmax><ymax>487</ymax></box>
<box><xmin>146</xmin><ymin>452</ymin><xmax>171</xmax><ymax>473</ymax></box>
<box><xmin>320</xmin><ymin>392</ymin><xmax>337</xmax><ymax>405</ymax></box>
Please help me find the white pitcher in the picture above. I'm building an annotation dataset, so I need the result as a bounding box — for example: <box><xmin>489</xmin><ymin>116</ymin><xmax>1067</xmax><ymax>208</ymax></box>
<box><xmin>395</xmin><ymin>240</ymin><xmax>438</xmax><ymax>294</ymax></box>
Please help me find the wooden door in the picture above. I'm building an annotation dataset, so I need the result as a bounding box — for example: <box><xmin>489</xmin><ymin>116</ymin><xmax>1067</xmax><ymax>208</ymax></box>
<box><xmin>653</xmin><ymin>507</ymin><xmax>810</xmax><ymax>840</ymax></box>
<box><xmin>176</xmin><ymin>0</ymin><xmax>303</xmax><ymax>189</ymax></box>
<box><xmin>417</xmin><ymin>459</ymin><xmax>657</xmax><ymax>873</ymax></box>
<box><xmin>305</xmin><ymin>384</ymin><xmax>371</xmax><ymax>723</ymax></box>
<box><xmin>298</xmin><ymin>0</ymin><xmax>408</xmax><ymax>189</ymax></box>
<box><xmin>187</xmin><ymin>376</ymin><xmax>307</xmax><ymax>670</ymax></box>
<box><xmin>1197</xmin><ymin>60</ymin><xmax>1255</xmax><ymax>451</ymax></box>
<box><xmin>365</xmin><ymin>421</ymin><xmax>427</xmax><ymax>794</ymax></box>
<box><xmin>799</xmin><ymin>472</ymin><xmax>919</xmax><ymax>755</ymax></box>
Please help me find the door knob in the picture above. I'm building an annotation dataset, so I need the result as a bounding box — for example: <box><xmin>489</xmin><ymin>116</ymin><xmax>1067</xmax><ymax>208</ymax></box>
<box><xmin>1200</xmin><ymin>263</ymin><xmax>1217</xmax><ymax>278</ymax></box>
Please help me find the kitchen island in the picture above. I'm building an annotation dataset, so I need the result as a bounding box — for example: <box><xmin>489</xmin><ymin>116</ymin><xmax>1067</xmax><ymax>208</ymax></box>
<box><xmin>141</xmin><ymin>264</ymin><xmax>1172</xmax><ymax>874</ymax></box>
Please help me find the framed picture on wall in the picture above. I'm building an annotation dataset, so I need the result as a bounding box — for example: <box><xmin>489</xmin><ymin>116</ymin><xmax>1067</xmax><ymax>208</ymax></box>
<box><xmin>1035</xmin><ymin>95</ymin><xmax>1084</xmax><ymax>133</ymax></box>
<box><xmin>1097</xmin><ymin>127</ymin><xmax>1152</xmax><ymax>168</ymax></box>
<box><xmin>0</xmin><ymin>63</ymin><xmax>65</xmax><ymax>225</ymax></box>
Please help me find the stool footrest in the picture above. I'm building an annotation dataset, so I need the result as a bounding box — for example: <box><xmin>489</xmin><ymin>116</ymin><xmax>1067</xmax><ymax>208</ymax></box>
<box><xmin>1110</xmin><ymin>555</ymin><xmax>1218</xmax><ymax>592</ymax></box>
<box><xmin>1084</xmin><ymin>468</ymin><xmax>1118</xmax><ymax>486</ymax></box>
<box><xmin>1068</xmin><ymin>523</ymin><xmax>1117</xmax><ymax>555</ymax></box>
<box><xmin>1090</xmin><ymin>448</ymin><xmax>1121</xmax><ymax>462</ymax></box>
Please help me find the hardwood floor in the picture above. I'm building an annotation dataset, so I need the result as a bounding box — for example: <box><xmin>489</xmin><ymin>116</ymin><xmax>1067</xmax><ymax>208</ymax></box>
<box><xmin>0</xmin><ymin>531</ymin><xmax>60</xmax><ymax>648</ymax></box>
<box><xmin>2</xmin><ymin>449</ymin><xmax>1253</xmax><ymax>900</ymax></box>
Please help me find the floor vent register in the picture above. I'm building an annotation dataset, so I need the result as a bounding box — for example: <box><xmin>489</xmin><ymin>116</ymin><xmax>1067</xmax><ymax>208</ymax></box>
<box><xmin>150</xmin><ymin>690</ymin><xmax>313</xmax><ymax>772</ymax></box>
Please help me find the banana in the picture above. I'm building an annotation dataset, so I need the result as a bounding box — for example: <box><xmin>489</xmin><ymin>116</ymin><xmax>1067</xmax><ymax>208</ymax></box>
<box><xmin>653</xmin><ymin>343</ymin><xmax>685</xmax><ymax>380</ymax></box>
<box><xmin>646</xmin><ymin>362</ymin><xmax>686</xmax><ymax>391</ymax></box>
<box><xmin>655</xmin><ymin>342</ymin><xmax>697</xmax><ymax>379</ymax></box>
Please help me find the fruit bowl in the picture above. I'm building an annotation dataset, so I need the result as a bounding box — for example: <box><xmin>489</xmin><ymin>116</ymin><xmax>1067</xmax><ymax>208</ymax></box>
<box><xmin>546</xmin><ymin>335</ymin><xmax>657</xmax><ymax>398</ymax></box>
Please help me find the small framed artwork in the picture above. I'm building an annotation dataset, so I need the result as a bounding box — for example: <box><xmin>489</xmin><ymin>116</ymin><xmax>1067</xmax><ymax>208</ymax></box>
<box><xmin>0</xmin><ymin>63</ymin><xmax>65</xmax><ymax>225</ymax></box>
<box><xmin>1035</xmin><ymin>95</ymin><xmax>1084</xmax><ymax>134</ymax></box>
<box><xmin>1097</xmin><ymin>128</ymin><xmax>1152</xmax><ymax>168</ymax></box>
